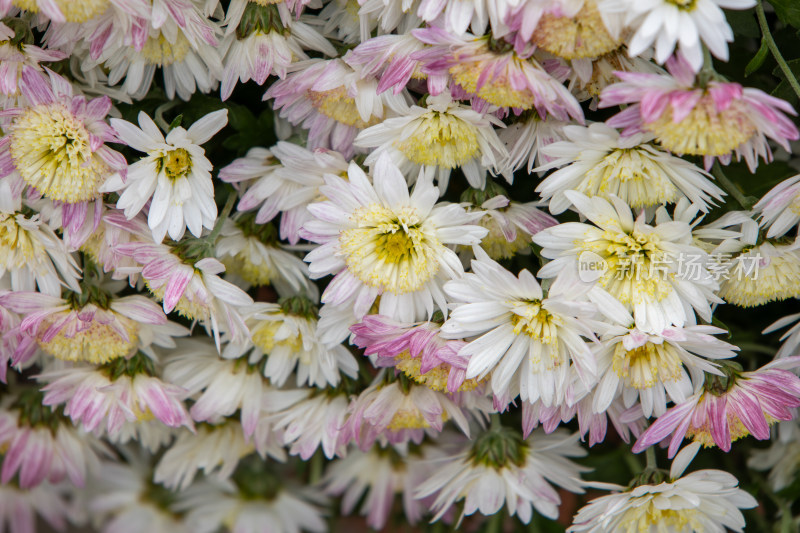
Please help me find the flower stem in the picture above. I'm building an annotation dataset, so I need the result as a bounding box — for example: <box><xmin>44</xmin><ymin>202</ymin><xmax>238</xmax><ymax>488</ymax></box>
<box><xmin>757</xmin><ymin>0</ymin><xmax>800</xmax><ymax>100</ymax></box>
<box><xmin>490</xmin><ymin>413</ymin><xmax>502</xmax><ymax>431</ymax></box>
<box><xmin>712</xmin><ymin>161</ymin><xmax>753</xmax><ymax>209</ymax></box>
<box><xmin>208</xmin><ymin>192</ymin><xmax>237</xmax><ymax>242</ymax></box>
<box><xmin>645</xmin><ymin>446</ymin><xmax>657</xmax><ymax>471</ymax></box>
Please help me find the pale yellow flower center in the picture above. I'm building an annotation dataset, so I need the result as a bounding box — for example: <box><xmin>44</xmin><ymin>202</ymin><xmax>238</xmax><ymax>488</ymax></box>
<box><xmin>340</xmin><ymin>205</ymin><xmax>441</xmax><ymax>294</ymax></box>
<box><xmin>687</xmin><ymin>392</ymin><xmax>778</xmax><ymax>447</ymax></box>
<box><xmin>613</xmin><ymin>341</ymin><xmax>683</xmax><ymax>389</ymax></box>
<box><xmin>531</xmin><ymin>0</ymin><xmax>622</xmax><ymax>60</ymax></box>
<box><xmin>510</xmin><ymin>300</ymin><xmax>560</xmax><ymax>344</ymax></box>
<box><xmin>146</xmin><ymin>281</ymin><xmax>209</xmax><ymax>320</ymax></box>
<box><xmin>251</xmin><ymin>319</ymin><xmax>303</xmax><ymax>353</ymax></box>
<box><xmin>646</xmin><ymin>95</ymin><xmax>755</xmax><ymax>157</ymax></box>
<box><xmin>308</xmin><ymin>87</ymin><xmax>381</xmax><ymax>128</ymax></box>
<box><xmin>718</xmin><ymin>248</ymin><xmax>800</xmax><ymax>307</ymax></box>
<box><xmin>394</xmin><ymin>351</ymin><xmax>480</xmax><ymax>393</ymax></box>
<box><xmin>665</xmin><ymin>0</ymin><xmax>697</xmax><ymax>9</ymax></box>
<box><xmin>478</xmin><ymin>216</ymin><xmax>529</xmax><ymax>260</ymax></box>
<box><xmin>10</xmin><ymin>103</ymin><xmax>109</xmax><ymax>202</ymax></box>
<box><xmin>394</xmin><ymin>111</ymin><xmax>480</xmax><ymax>168</ymax></box>
<box><xmin>450</xmin><ymin>53</ymin><xmax>537</xmax><ymax>110</ymax></box>
<box><xmin>0</xmin><ymin>214</ymin><xmax>39</xmax><ymax>268</ymax></box>
<box><xmin>14</xmin><ymin>0</ymin><xmax>110</xmax><ymax>22</ymax></box>
<box><xmin>619</xmin><ymin>505</ymin><xmax>702</xmax><ymax>532</ymax></box>
<box><xmin>37</xmin><ymin>312</ymin><xmax>138</xmax><ymax>364</ymax></box>
<box><xmin>580</xmin><ymin>148</ymin><xmax>679</xmax><ymax>208</ymax></box>
<box><xmin>142</xmin><ymin>33</ymin><xmax>191</xmax><ymax>67</ymax></box>
<box><xmin>163</xmin><ymin>148</ymin><xmax>192</xmax><ymax>180</ymax></box>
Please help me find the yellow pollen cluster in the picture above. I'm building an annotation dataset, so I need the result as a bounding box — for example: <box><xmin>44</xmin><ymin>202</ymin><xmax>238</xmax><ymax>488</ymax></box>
<box><xmin>386</xmin><ymin>405</ymin><xmax>448</xmax><ymax>431</ymax></box>
<box><xmin>340</xmin><ymin>205</ymin><xmax>441</xmax><ymax>294</ymax></box>
<box><xmin>251</xmin><ymin>0</ymin><xmax>283</xmax><ymax>4</ymax></box>
<box><xmin>478</xmin><ymin>217</ymin><xmax>529</xmax><ymax>260</ymax></box>
<box><xmin>394</xmin><ymin>351</ymin><xmax>480</xmax><ymax>393</ymax></box>
<box><xmin>687</xmin><ymin>401</ymin><xmax>778</xmax><ymax>447</ymax></box>
<box><xmin>146</xmin><ymin>281</ymin><xmax>209</xmax><ymax>320</ymax></box>
<box><xmin>223</xmin><ymin>253</ymin><xmax>277</xmax><ymax>286</ymax></box>
<box><xmin>613</xmin><ymin>341</ymin><xmax>683</xmax><ymax>389</ymax></box>
<box><xmin>0</xmin><ymin>214</ymin><xmax>39</xmax><ymax>268</ymax></box>
<box><xmin>163</xmin><ymin>148</ymin><xmax>192</xmax><ymax>180</ymax></box>
<box><xmin>251</xmin><ymin>319</ymin><xmax>303</xmax><ymax>353</ymax></box>
<box><xmin>586</xmin><ymin>229</ymin><xmax>674</xmax><ymax>305</ymax></box>
<box><xmin>619</xmin><ymin>505</ymin><xmax>702</xmax><ymax>532</ymax></box>
<box><xmin>580</xmin><ymin>148</ymin><xmax>679</xmax><ymax>208</ymax></box>
<box><xmin>308</xmin><ymin>87</ymin><xmax>381</xmax><ymax>128</ymax></box>
<box><xmin>718</xmin><ymin>250</ymin><xmax>800</xmax><ymax>307</ymax></box>
<box><xmin>9</xmin><ymin>103</ymin><xmax>109</xmax><ymax>203</ymax></box>
<box><xmin>450</xmin><ymin>55</ymin><xmax>536</xmax><ymax>110</ymax></box>
<box><xmin>394</xmin><ymin>111</ymin><xmax>480</xmax><ymax>168</ymax></box>
<box><xmin>530</xmin><ymin>1</ymin><xmax>622</xmax><ymax>60</ymax></box>
<box><xmin>510</xmin><ymin>300</ymin><xmax>560</xmax><ymax>344</ymax></box>
<box><xmin>141</xmin><ymin>33</ymin><xmax>191</xmax><ymax>67</ymax></box>
<box><xmin>37</xmin><ymin>313</ymin><xmax>138</xmax><ymax>364</ymax></box>
<box><xmin>666</xmin><ymin>0</ymin><xmax>698</xmax><ymax>9</ymax></box>
<box><xmin>13</xmin><ymin>0</ymin><xmax>110</xmax><ymax>23</ymax></box>
<box><xmin>646</xmin><ymin>95</ymin><xmax>755</xmax><ymax>157</ymax></box>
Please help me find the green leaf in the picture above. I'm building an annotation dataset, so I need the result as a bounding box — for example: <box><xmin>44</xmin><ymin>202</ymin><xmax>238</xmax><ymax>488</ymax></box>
<box><xmin>771</xmin><ymin>58</ymin><xmax>800</xmax><ymax>103</ymax></box>
<box><xmin>726</xmin><ymin>8</ymin><xmax>760</xmax><ymax>38</ymax></box>
<box><xmin>768</xmin><ymin>0</ymin><xmax>800</xmax><ymax>28</ymax></box>
<box><xmin>168</xmin><ymin>114</ymin><xmax>183</xmax><ymax>130</ymax></box>
<box><xmin>745</xmin><ymin>37</ymin><xmax>770</xmax><ymax>76</ymax></box>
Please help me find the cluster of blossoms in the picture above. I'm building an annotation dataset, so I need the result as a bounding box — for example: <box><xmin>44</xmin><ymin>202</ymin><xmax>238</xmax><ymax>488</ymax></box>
<box><xmin>1</xmin><ymin>0</ymin><xmax>800</xmax><ymax>532</ymax></box>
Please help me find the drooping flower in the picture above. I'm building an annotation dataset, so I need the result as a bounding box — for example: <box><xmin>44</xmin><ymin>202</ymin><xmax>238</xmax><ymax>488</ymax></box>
<box><xmin>753</xmin><ymin>174</ymin><xmax>800</xmax><ymax>241</ymax></box>
<box><xmin>535</xmin><ymin>122</ymin><xmax>724</xmax><ymax>213</ymax></box>
<box><xmin>569</xmin><ymin>442</ymin><xmax>757</xmax><ymax>532</ymax></box>
<box><xmin>355</xmin><ymin>92</ymin><xmax>508</xmax><ymax>191</ymax></box>
<box><xmin>0</xmin><ymin>22</ymin><xmax>66</xmax><ymax>104</ymax></box>
<box><xmin>0</xmin><ymin>68</ymin><xmax>126</xmax><ymax>204</ymax></box>
<box><xmin>416</xmin><ymin>428</ymin><xmax>589</xmax><ymax>523</ymax></box>
<box><xmin>633</xmin><ymin>358</ymin><xmax>800</xmax><ymax>457</ymax></box>
<box><xmin>102</xmin><ymin>109</ymin><xmax>228</xmax><ymax>243</ymax></box>
<box><xmin>717</xmin><ymin>241</ymin><xmax>800</xmax><ymax>307</ymax></box>
<box><xmin>300</xmin><ymin>153</ymin><xmax>487</xmax><ymax>337</ymax></box>
<box><xmin>600</xmin><ymin>54</ymin><xmax>799</xmax><ymax>171</ymax></box>
<box><xmin>533</xmin><ymin>192</ymin><xmax>721</xmax><ymax>332</ymax></box>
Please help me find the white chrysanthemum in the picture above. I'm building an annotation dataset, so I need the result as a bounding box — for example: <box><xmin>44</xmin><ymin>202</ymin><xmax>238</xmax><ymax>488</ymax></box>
<box><xmin>102</xmin><ymin>109</ymin><xmax>227</xmax><ymax>243</ymax></box>
<box><xmin>718</xmin><ymin>241</ymin><xmax>800</xmax><ymax>307</ymax></box>
<box><xmin>0</xmin><ymin>211</ymin><xmax>80</xmax><ymax>296</ymax></box>
<box><xmin>355</xmin><ymin>92</ymin><xmax>508</xmax><ymax>191</ymax></box>
<box><xmin>533</xmin><ymin>192</ymin><xmax>721</xmax><ymax>332</ymax></box>
<box><xmin>223</xmin><ymin>299</ymin><xmax>358</xmax><ymax>388</ymax></box>
<box><xmin>569</xmin><ymin>443</ymin><xmax>757</xmax><ymax>532</ymax></box>
<box><xmin>536</xmin><ymin>123</ymin><xmax>724</xmax><ymax>212</ymax></box>
<box><xmin>300</xmin><ymin>153</ymin><xmax>487</xmax><ymax>332</ymax></box>
<box><xmin>416</xmin><ymin>429</ymin><xmax>589</xmax><ymax>523</ymax></box>
<box><xmin>763</xmin><ymin>310</ymin><xmax>800</xmax><ymax>360</ymax></box>
<box><xmin>497</xmin><ymin>112</ymin><xmax>567</xmax><ymax>179</ymax></box>
<box><xmin>216</xmin><ymin>217</ymin><xmax>313</xmax><ymax>296</ymax></box>
<box><xmin>753</xmin><ymin>174</ymin><xmax>800</xmax><ymax>240</ymax></box>
<box><xmin>592</xmin><ymin>325</ymin><xmax>737</xmax><ymax>418</ymax></box>
<box><xmin>598</xmin><ymin>0</ymin><xmax>756</xmax><ymax>71</ymax></box>
<box><xmin>0</xmin><ymin>482</ymin><xmax>73</xmax><ymax>533</ymax></box>
<box><xmin>441</xmin><ymin>248</ymin><xmax>621</xmax><ymax>404</ymax></box>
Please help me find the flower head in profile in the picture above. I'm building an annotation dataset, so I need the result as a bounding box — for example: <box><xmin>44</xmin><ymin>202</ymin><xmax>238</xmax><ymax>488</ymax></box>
<box><xmin>416</xmin><ymin>428</ymin><xmax>589</xmax><ymax>524</ymax></box>
<box><xmin>102</xmin><ymin>109</ymin><xmax>228</xmax><ymax>243</ymax></box>
<box><xmin>356</xmin><ymin>92</ymin><xmax>508</xmax><ymax>192</ymax></box>
<box><xmin>0</xmin><ymin>68</ymin><xmax>126</xmax><ymax>204</ymax></box>
<box><xmin>2</xmin><ymin>0</ymin><xmax>114</xmax><ymax>23</ymax></box>
<box><xmin>633</xmin><ymin>358</ymin><xmax>800</xmax><ymax>457</ymax></box>
<box><xmin>753</xmin><ymin>174</ymin><xmax>800</xmax><ymax>241</ymax></box>
<box><xmin>300</xmin><ymin>153</ymin><xmax>487</xmax><ymax>331</ymax></box>
<box><xmin>535</xmin><ymin>123</ymin><xmax>724</xmax><ymax>213</ymax></box>
<box><xmin>717</xmin><ymin>241</ymin><xmax>800</xmax><ymax>307</ymax></box>
<box><xmin>569</xmin><ymin>442</ymin><xmax>757</xmax><ymax>532</ymax></box>
<box><xmin>600</xmin><ymin>54</ymin><xmax>799</xmax><ymax>171</ymax></box>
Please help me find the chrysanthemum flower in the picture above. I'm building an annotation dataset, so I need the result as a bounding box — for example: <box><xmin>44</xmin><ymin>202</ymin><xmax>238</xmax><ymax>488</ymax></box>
<box><xmin>597</xmin><ymin>0</ymin><xmax>756</xmax><ymax>71</ymax></box>
<box><xmin>416</xmin><ymin>0</ymin><xmax>518</xmax><ymax>35</ymax></box>
<box><xmin>416</xmin><ymin>428</ymin><xmax>589</xmax><ymax>523</ymax></box>
<box><xmin>300</xmin><ymin>153</ymin><xmax>487</xmax><ymax>330</ymax></box>
<box><xmin>533</xmin><ymin>192</ymin><xmax>721</xmax><ymax>332</ymax></box>
<box><xmin>0</xmin><ymin>22</ymin><xmax>66</xmax><ymax>103</ymax></box>
<box><xmin>4</xmin><ymin>0</ymin><xmax>115</xmax><ymax>23</ymax></box>
<box><xmin>220</xmin><ymin>142</ymin><xmax>349</xmax><ymax>245</ymax></box>
<box><xmin>441</xmin><ymin>248</ymin><xmax>618</xmax><ymax>404</ymax></box>
<box><xmin>569</xmin><ymin>442</ymin><xmax>757</xmax><ymax>532</ymax></box>
<box><xmin>0</xmin><ymin>391</ymin><xmax>104</xmax><ymax>488</ymax></box>
<box><xmin>351</xmin><ymin>314</ymin><xmax>480</xmax><ymax>393</ymax></box>
<box><xmin>38</xmin><ymin>354</ymin><xmax>194</xmax><ymax>436</ymax></box>
<box><xmin>0</xmin><ymin>68</ymin><xmax>126</xmax><ymax>204</ymax></box>
<box><xmin>1</xmin><ymin>290</ymin><xmax>168</xmax><ymax>365</ymax></box>
<box><xmin>356</xmin><ymin>92</ymin><xmax>507</xmax><ymax>191</ymax></box>
<box><xmin>535</xmin><ymin>123</ymin><xmax>724</xmax><ymax>213</ymax></box>
<box><xmin>600</xmin><ymin>54</ymin><xmax>799</xmax><ymax>171</ymax></box>
<box><xmin>102</xmin><ymin>109</ymin><xmax>227</xmax><ymax>243</ymax></box>
<box><xmin>0</xmin><ymin>211</ymin><xmax>80</xmax><ymax>295</ymax></box>
<box><xmin>412</xmin><ymin>26</ymin><xmax>583</xmax><ymax>121</ymax></box>
<box><xmin>265</xmin><ymin>57</ymin><xmax>407</xmax><ymax>157</ymax></box>
<box><xmin>215</xmin><ymin>216</ymin><xmax>312</xmax><ymax>295</ymax></box>
<box><xmin>507</xmin><ymin>0</ymin><xmax>624</xmax><ymax>61</ymax></box>
<box><xmin>593</xmin><ymin>325</ymin><xmax>737</xmax><ymax>418</ymax></box>
<box><xmin>753</xmin><ymin>174</ymin><xmax>800</xmax><ymax>241</ymax></box>
<box><xmin>633</xmin><ymin>358</ymin><xmax>800</xmax><ymax>457</ymax></box>
<box><xmin>496</xmin><ymin>110</ymin><xmax>567</xmax><ymax>178</ymax></box>
<box><xmin>322</xmin><ymin>445</ymin><xmax>430</xmax><ymax>529</ymax></box>
<box><xmin>223</xmin><ymin>298</ymin><xmax>358</xmax><ymax>388</ymax></box>
<box><xmin>115</xmin><ymin>242</ymin><xmax>254</xmax><ymax>346</ymax></box>
<box><xmin>717</xmin><ymin>241</ymin><xmax>800</xmax><ymax>307</ymax></box>
<box><xmin>0</xmin><ymin>482</ymin><xmax>73</xmax><ymax>533</ymax></box>
<box><xmin>342</xmin><ymin>374</ymin><xmax>471</xmax><ymax>449</ymax></box>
